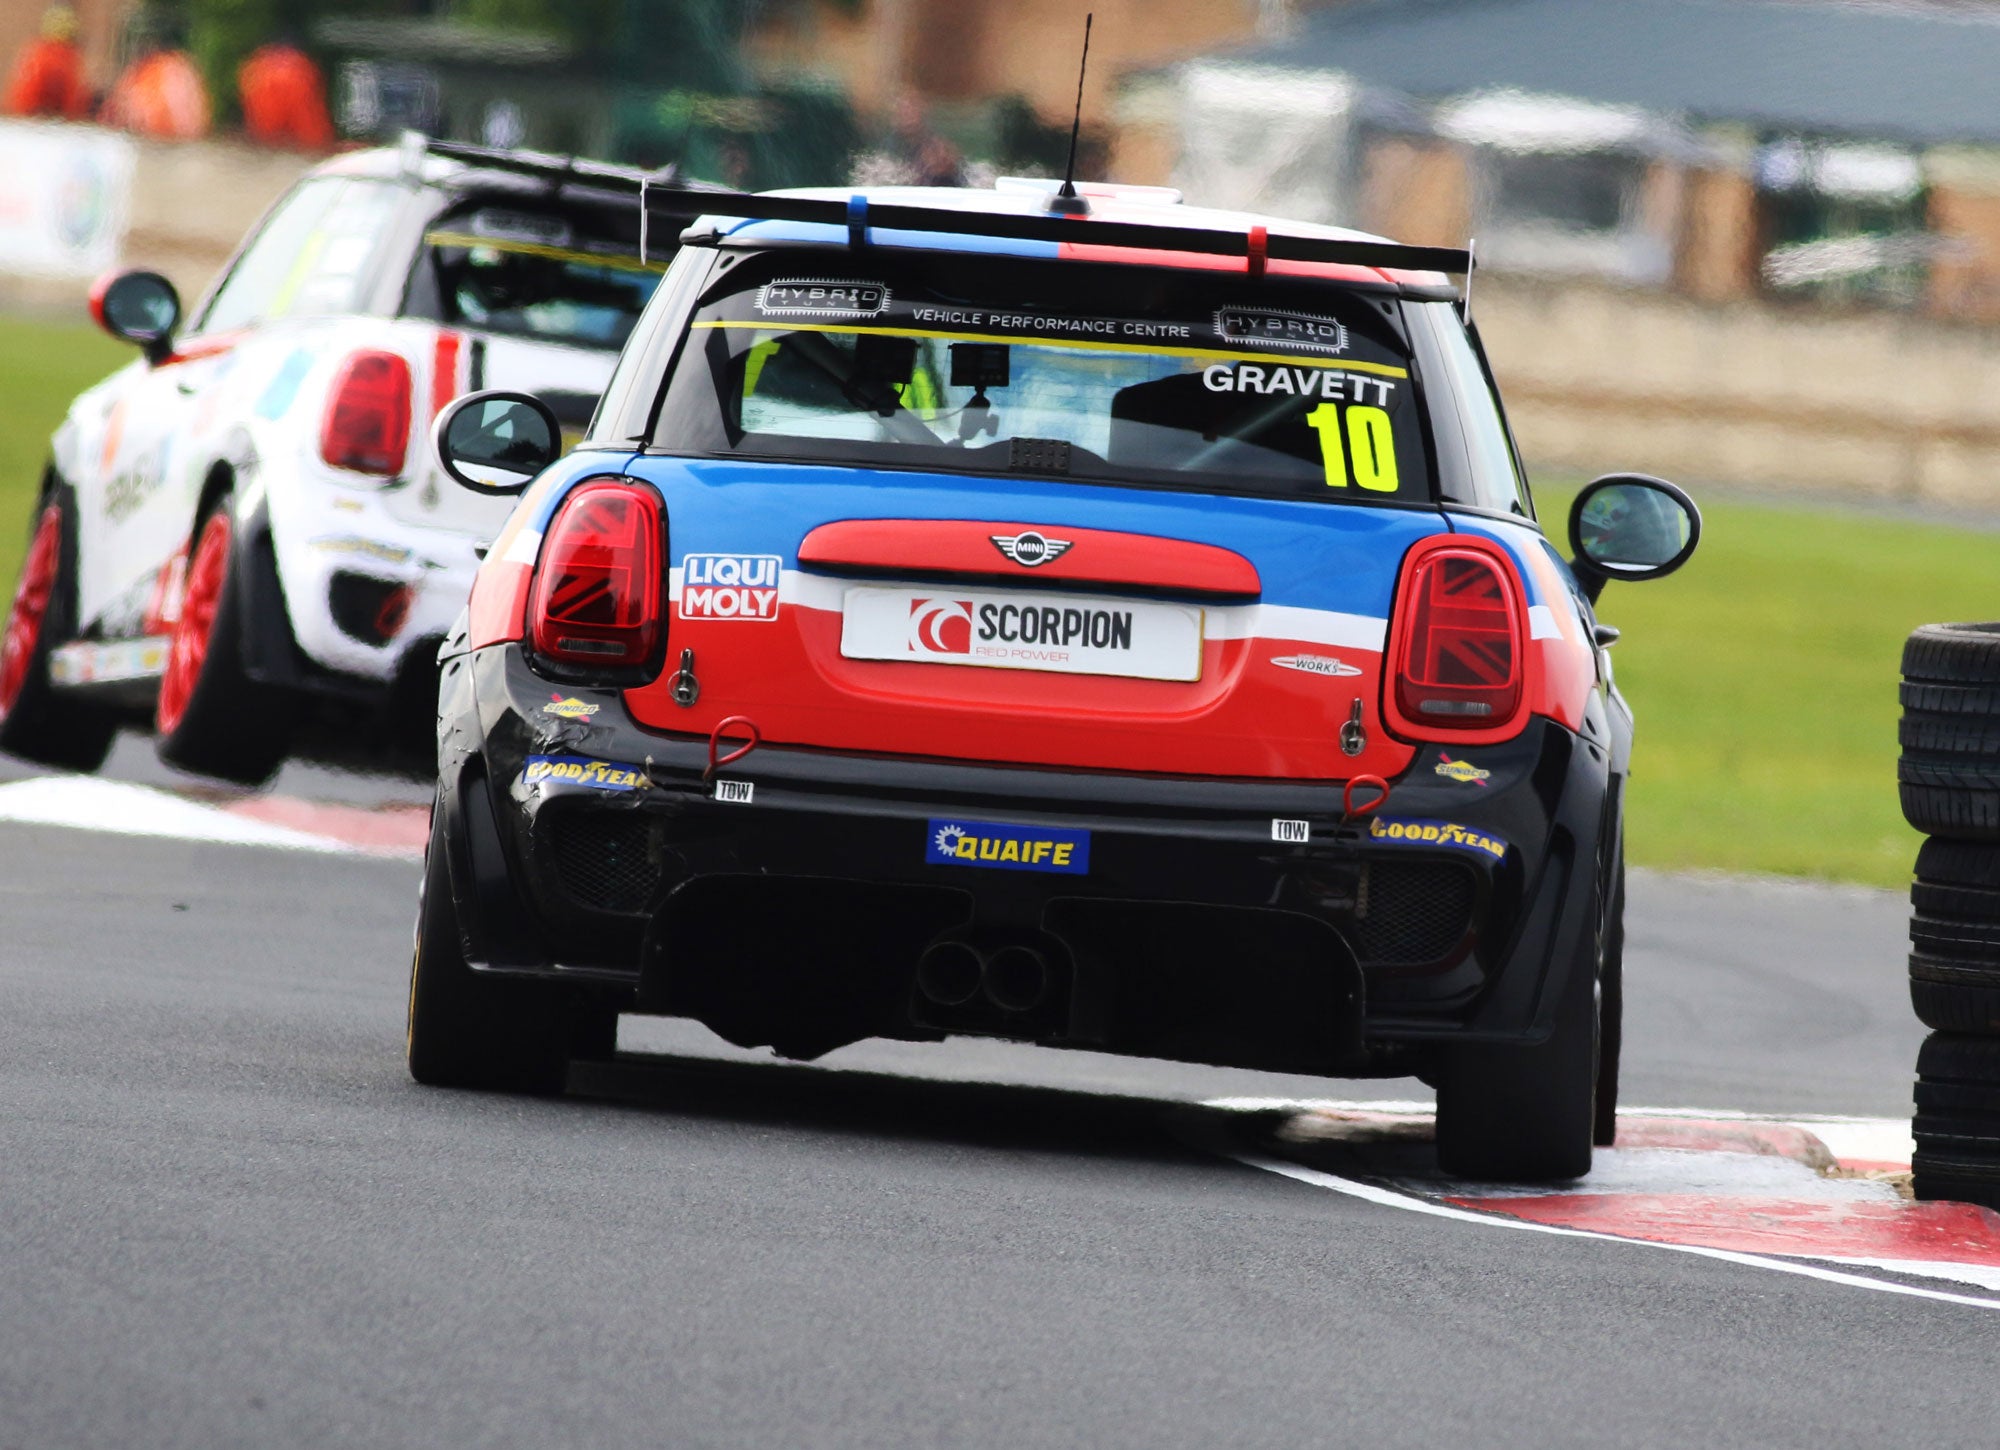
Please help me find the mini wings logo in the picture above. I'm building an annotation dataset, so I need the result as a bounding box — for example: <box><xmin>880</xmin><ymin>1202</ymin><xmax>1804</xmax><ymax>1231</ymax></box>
<box><xmin>990</xmin><ymin>531</ymin><xmax>1073</xmax><ymax>568</ymax></box>
<box><xmin>908</xmin><ymin>598</ymin><xmax>973</xmax><ymax>654</ymax></box>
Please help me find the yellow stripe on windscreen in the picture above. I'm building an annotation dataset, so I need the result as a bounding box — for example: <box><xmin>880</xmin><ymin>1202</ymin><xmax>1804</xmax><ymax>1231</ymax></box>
<box><xmin>423</xmin><ymin>231</ymin><xmax>667</xmax><ymax>274</ymax></box>
<box><xmin>690</xmin><ymin>318</ymin><xmax>1410</xmax><ymax>378</ymax></box>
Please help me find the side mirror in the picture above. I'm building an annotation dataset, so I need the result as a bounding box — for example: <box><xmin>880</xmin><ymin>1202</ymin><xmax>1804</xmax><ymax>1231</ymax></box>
<box><xmin>90</xmin><ymin>270</ymin><xmax>181</xmax><ymax>366</ymax></box>
<box><xmin>1567</xmin><ymin>473</ymin><xmax>1700</xmax><ymax>603</ymax></box>
<box><xmin>432</xmin><ymin>390</ymin><xmax>562</xmax><ymax>496</ymax></box>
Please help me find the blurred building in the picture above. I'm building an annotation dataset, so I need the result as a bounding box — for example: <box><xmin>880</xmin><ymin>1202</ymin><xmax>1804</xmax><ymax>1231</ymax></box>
<box><xmin>1127</xmin><ymin>0</ymin><xmax>2000</xmax><ymax>322</ymax></box>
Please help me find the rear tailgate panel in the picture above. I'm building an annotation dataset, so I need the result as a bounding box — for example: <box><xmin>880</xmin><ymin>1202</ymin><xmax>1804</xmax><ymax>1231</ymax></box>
<box><xmin>620</xmin><ymin>457</ymin><xmax>1444</xmax><ymax>781</ymax></box>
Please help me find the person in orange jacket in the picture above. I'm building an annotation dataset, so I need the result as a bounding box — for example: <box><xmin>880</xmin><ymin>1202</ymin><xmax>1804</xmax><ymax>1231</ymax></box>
<box><xmin>4</xmin><ymin>5</ymin><xmax>92</xmax><ymax>121</ymax></box>
<box><xmin>99</xmin><ymin>21</ymin><xmax>209</xmax><ymax>140</ymax></box>
<box><xmin>237</xmin><ymin>39</ymin><xmax>333</xmax><ymax>150</ymax></box>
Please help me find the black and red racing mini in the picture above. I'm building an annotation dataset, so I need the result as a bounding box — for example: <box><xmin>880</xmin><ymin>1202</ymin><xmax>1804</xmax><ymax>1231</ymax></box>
<box><xmin>408</xmin><ymin>178</ymin><xmax>1699</xmax><ymax>1181</ymax></box>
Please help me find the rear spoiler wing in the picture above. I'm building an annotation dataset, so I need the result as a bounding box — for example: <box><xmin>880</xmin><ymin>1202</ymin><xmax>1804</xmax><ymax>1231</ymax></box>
<box><xmin>650</xmin><ymin>190</ymin><xmax>1473</xmax><ymax>282</ymax></box>
<box><xmin>417</xmin><ymin>136</ymin><xmax>1471</xmax><ymax>289</ymax></box>
<box><xmin>418</xmin><ymin>136</ymin><xmax>731</xmax><ymax>199</ymax></box>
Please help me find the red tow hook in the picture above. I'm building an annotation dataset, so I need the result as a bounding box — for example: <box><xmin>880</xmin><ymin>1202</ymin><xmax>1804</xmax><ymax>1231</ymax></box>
<box><xmin>704</xmin><ymin>715</ymin><xmax>761</xmax><ymax>783</ymax></box>
<box><xmin>1342</xmin><ymin>774</ymin><xmax>1390</xmax><ymax>825</ymax></box>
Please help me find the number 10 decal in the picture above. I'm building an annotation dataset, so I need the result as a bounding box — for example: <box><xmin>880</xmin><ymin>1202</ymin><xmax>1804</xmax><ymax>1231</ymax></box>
<box><xmin>1306</xmin><ymin>403</ymin><xmax>1399</xmax><ymax>493</ymax></box>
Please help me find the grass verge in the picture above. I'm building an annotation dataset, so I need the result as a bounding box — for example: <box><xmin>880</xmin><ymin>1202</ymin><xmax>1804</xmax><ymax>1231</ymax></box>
<box><xmin>1546</xmin><ymin>482</ymin><xmax>1997</xmax><ymax>888</ymax></box>
<box><xmin>0</xmin><ymin>313</ymin><xmax>130</xmax><ymax>595</ymax></box>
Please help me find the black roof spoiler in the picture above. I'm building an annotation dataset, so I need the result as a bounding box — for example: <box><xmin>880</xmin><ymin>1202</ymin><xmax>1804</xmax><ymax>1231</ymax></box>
<box><xmin>652</xmin><ymin>189</ymin><xmax>1473</xmax><ymax>279</ymax></box>
<box><xmin>420</xmin><ymin>137</ymin><xmax>731</xmax><ymax>197</ymax></box>
<box><xmin>417</xmin><ymin>138</ymin><xmax>1470</xmax><ymax>282</ymax></box>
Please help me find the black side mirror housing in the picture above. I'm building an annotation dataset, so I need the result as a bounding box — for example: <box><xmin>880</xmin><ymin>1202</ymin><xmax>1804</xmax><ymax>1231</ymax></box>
<box><xmin>432</xmin><ymin>390</ymin><xmax>563</xmax><ymax>496</ymax></box>
<box><xmin>1567</xmin><ymin>473</ymin><xmax>1701</xmax><ymax>604</ymax></box>
<box><xmin>90</xmin><ymin>270</ymin><xmax>182</xmax><ymax>366</ymax></box>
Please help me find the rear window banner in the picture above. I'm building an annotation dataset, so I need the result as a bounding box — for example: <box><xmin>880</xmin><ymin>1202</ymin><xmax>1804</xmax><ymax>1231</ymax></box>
<box><xmin>663</xmin><ymin>261</ymin><xmax>1427</xmax><ymax>504</ymax></box>
<box><xmin>729</xmin><ymin>283</ymin><xmax>1394</xmax><ymax>372</ymax></box>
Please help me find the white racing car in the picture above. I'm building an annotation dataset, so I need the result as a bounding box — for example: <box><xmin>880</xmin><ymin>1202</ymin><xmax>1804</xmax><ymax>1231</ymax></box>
<box><xmin>0</xmin><ymin>138</ymin><xmax>705</xmax><ymax>783</ymax></box>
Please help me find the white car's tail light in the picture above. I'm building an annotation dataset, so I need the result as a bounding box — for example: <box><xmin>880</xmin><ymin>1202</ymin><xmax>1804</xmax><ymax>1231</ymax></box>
<box><xmin>320</xmin><ymin>350</ymin><xmax>413</xmax><ymax>476</ymax></box>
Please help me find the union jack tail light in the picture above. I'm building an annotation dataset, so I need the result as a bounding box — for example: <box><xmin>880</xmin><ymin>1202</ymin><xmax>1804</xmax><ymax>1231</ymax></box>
<box><xmin>528</xmin><ymin>481</ymin><xmax>664</xmax><ymax>672</ymax></box>
<box><xmin>1391</xmin><ymin>543</ymin><xmax>1524</xmax><ymax>732</ymax></box>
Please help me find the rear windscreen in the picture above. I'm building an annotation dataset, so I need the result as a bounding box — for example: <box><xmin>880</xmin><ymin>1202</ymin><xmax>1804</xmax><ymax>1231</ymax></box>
<box><xmin>405</xmin><ymin>204</ymin><xmax>666</xmax><ymax>351</ymax></box>
<box><xmin>650</xmin><ymin>249</ymin><xmax>1429</xmax><ymax>502</ymax></box>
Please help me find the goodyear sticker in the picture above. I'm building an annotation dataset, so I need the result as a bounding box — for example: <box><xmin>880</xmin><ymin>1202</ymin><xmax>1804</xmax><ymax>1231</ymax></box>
<box><xmin>927</xmin><ymin>819</ymin><xmax>1089</xmax><ymax>874</ymax></box>
<box><xmin>543</xmin><ymin>695</ymin><xmax>600</xmax><ymax>720</ymax></box>
<box><xmin>524</xmin><ymin>755</ymin><xmax>647</xmax><ymax>792</ymax></box>
<box><xmin>1433</xmin><ymin>753</ymin><xmax>1491</xmax><ymax>787</ymax></box>
<box><xmin>1368</xmin><ymin>816</ymin><xmax>1507</xmax><ymax>861</ymax></box>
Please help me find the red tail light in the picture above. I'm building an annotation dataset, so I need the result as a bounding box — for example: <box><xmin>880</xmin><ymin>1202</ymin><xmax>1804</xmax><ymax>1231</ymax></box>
<box><xmin>320</xmin><ymin>350</ymin><xmax>412</xmax><ymax>475</ymax></box>
<box><xmin>528</xmin><ymin>482</ymin><xmax>663</xmax><ymax>671</ymax></box>
<box><xmin>1391</xmin><ymin>544</ymin><xmax>1524</xmax><ymax>733</ymax></box>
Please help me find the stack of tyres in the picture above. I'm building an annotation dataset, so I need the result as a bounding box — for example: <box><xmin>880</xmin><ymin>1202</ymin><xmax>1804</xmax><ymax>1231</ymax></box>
<box><xmin>1900</xmin><ymin>622</ymin><xmax>2000</xmax><ymax>1210</ymax></box>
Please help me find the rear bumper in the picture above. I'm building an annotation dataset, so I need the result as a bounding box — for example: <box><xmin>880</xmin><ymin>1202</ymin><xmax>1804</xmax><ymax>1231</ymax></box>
<box><xmin>437</xmin><ymin>644</ymin><xmax>1613</xmax><ymax>1075</ymax></box>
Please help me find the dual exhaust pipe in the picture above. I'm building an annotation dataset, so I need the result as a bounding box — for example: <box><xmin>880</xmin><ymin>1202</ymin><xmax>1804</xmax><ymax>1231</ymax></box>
<box><xmin>915</xmin><ymin>938</ymin><xmax>1054</xmax><ymax>1014</ymax></box>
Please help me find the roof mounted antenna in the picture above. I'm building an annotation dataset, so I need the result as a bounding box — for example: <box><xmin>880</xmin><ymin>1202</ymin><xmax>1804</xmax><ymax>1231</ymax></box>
<box><xmin>1049</xmin><ymin>13</ymin><xmax>1093</xmax><ymax>215</ymax></box>
<box><xmin>1457</xmin><ymin>236</ymin><xmax>1478</xmax><ymax>322</ymax></box>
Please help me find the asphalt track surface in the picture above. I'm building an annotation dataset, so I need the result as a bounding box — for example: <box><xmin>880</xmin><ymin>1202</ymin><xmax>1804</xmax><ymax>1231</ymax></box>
<box><xmin>2</xmin><ymin>778</ymin><xmax>1993</xmax><ymax>1447</ymax></box>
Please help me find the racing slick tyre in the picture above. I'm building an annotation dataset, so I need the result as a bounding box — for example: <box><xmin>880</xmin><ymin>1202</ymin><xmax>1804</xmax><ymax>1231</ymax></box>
<box><xmin>1912</xmin><ymin>1033</ymin><xmax>2000</xmax><ymax>1211</ymax></box>
<box><xmin>0</xmin><ymin>487</ymin><xmax>116</xmax><ymax>771</ymax></box>
<box><xmin>406</xmin><ymin>797</ymin><xmax>576</xmax><ymax>1093</ymax></box>
<box><xmin>1900</xmin><ymin>624</ymin><xmax>2000</xmax><ymax>840</ymax></box>
<box><xmin>153</xmin><ymin>502</ymin><xmax>296</xmax><ymax>785</ymax></box>
<box><xmin>1435</xmin><ymin>896</ymin><xmax>1601</xmax><ymax>1182</ymax></box>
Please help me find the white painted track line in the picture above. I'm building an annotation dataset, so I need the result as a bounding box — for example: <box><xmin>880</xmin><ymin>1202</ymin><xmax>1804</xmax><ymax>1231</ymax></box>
<box><xmin>0</xmin><ymin>775</ymin><xmax>354</xmax><ymax>852</ymax></box>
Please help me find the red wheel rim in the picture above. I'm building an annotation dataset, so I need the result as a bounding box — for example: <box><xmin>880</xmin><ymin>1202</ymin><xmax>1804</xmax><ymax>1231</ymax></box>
<box><xmin>0</xmin><ymin>504</ymin><xmax>64</xmax><ymax>718</ymax></box>
<box><xmin>156</xmin><ymin>512</ymin><xmax>231</xmax><ymax>735</ymax></box>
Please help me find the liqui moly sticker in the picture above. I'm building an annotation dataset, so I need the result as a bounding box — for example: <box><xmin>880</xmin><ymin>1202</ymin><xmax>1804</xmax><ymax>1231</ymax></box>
<box><xmin>679</xmin><ymin>554</ymin><xmax>781</xmax><ymax>622</ymax></box>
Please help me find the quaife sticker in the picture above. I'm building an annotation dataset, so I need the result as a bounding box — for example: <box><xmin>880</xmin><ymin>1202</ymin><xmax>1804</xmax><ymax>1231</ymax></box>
<box><xmin>679</xmin><ymin>554</ymin><xmax>781</xmax><ymax>621</ymax></box>
<box><xmin>755</xmin><ymin>279</ymin><xmax>890</xmax><ymax>317</ymax></box>
<box><xmin>1367</xmin><ymin>816</ymin><xmax>1508</xmax><ymax>861</ymax></box>
<box><xmin>524</xmin><ymin>755</ymin><xmax>647</xmax><ymax>791</ymax></box>
<box><xmin>927</xmin><ymin>819</ymin><xmax>1090</xmax><ymax>874</ymax></box>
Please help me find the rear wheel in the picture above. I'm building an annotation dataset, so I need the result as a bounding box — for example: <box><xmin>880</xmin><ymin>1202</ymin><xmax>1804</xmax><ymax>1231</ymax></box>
<box><xmin>1435</xmin><ymin>892</ymin><xmax>1601</xmax><ymax>1182</ymax></box>
<box><xmin>406</xmin><ymin>795</ymin><xmax>576</xmax><ymax>1092</ymax></box>
<box><xmin>0</xmin><ymin>490</ymin><xmax>116</xmax><ymax>771</ymax></box>
<box><xmin>153</xmin><ymin>502</ymin><xmax>295</xmax><ymax>784</ymax></box>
